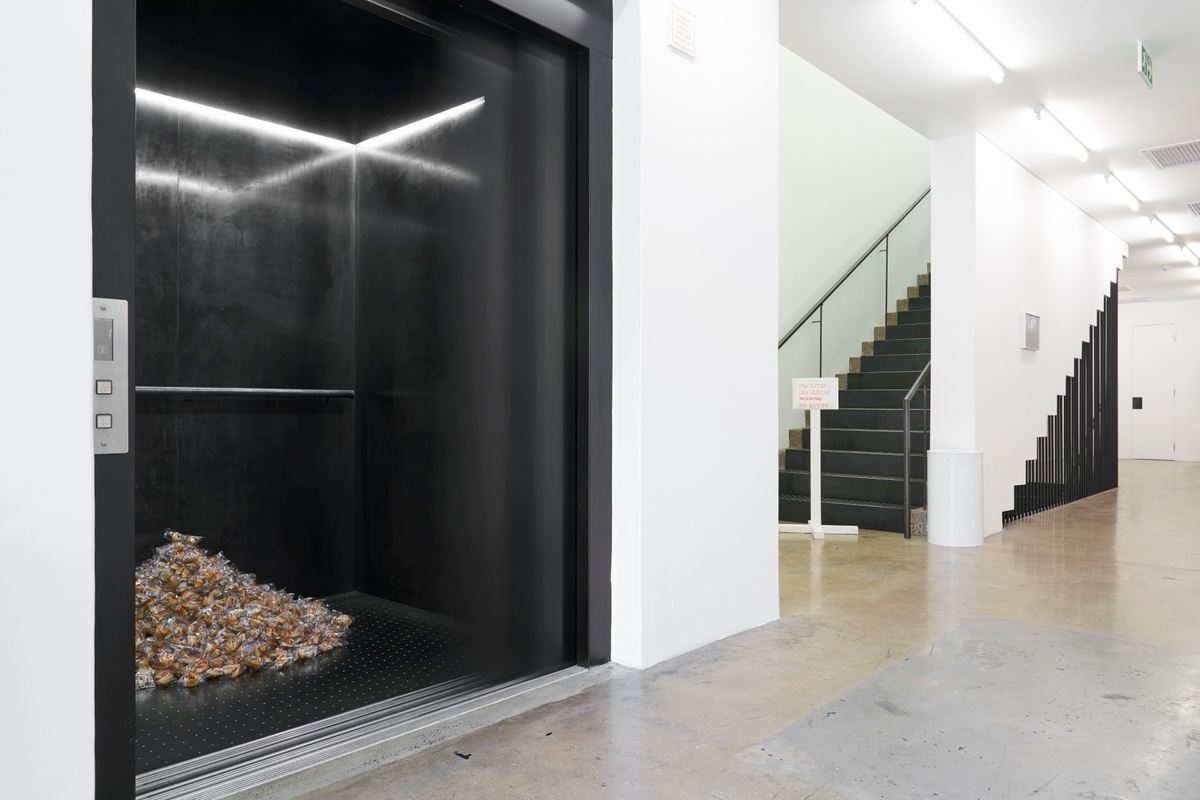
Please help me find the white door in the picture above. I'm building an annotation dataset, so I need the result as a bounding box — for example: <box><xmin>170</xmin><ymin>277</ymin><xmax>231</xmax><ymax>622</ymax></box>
<box><xmin>1129</xmin><ymin>324</ymin><xmax>1175</xmax><ymax>460</ymax></box>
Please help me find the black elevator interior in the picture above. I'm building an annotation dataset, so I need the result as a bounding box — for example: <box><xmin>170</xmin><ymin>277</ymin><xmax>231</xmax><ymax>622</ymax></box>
<box><xmin>132</xmin><ymin>0</ymin><xmax>579</xmax><ymax>778</ymax></box>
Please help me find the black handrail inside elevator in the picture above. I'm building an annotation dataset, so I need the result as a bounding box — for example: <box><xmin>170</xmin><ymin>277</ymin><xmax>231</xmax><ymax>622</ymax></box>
<box><xmin>135</xmin><ymin>386</ymin><xmax>355</xmax><ymax>398</ymax></box>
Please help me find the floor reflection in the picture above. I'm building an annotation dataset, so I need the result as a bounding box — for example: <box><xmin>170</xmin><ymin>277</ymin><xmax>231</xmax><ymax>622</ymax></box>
<box><xmin>297</xmin><ymin>460</ymin><xmax>1200</xmax><ymax>799</ymax></box>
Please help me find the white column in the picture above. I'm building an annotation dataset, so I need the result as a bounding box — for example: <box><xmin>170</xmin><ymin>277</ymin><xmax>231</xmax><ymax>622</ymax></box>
<box><xmin>611</xmin><ymin>0</ymin><xmax>780</xmax><ymax>669</ymax></box>
<box><xmin>927</xmin><ymin>449</ymin><xmax>984</xmax><ymax>547</ymax></box>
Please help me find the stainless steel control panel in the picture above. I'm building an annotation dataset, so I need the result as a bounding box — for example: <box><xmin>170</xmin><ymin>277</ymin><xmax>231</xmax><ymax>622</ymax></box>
<box><xmin>93</xmin><ymin>298</ymin><xmax>129</xmax><ymax>454</ymax></box>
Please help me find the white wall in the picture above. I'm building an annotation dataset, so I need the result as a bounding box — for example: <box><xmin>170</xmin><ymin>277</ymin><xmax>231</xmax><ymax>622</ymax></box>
<box><xmin>1118</xmin><ymin>299</ymin><xmax>1200</xmax><ymax>462</ymax></box>
<box><xmin>0</xmin><ymin>1</ymin><xmax>96</xmax><ymax>797</ymax></box>
<box><xmin>612</xmin><ymin>0</ymin><xmax>779</xmax><ymax>668</ymax></box>
<box><xmin>778</xmin><ymin>47</ymin><xmax>930</xmax><ymax>447</ymax></box>
<box><xmin>931</xmin><ymin>133</ymin><xmax>1127</xmax><ymax>535</ymax></box>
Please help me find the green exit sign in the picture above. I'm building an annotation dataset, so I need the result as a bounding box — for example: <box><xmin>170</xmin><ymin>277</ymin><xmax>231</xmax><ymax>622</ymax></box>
<box><xmin>1138</xmin><ymin>40</ymin><xmax>1153</xmax><ymax>88</ymax></box>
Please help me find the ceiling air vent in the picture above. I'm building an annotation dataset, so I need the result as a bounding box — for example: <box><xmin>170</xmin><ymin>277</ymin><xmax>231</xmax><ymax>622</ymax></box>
<box><xmin>1123</xmin><ymin>296</ymin><xmax>1155</xmax><ymax>303</ymax></box>
<box><xmin>1141</xmin><ymin>140</ymin><xmax>1200</xmax><ymax>170</ymax></box>
<box><xmin>1117</xmin><ymin>284</ymin><xmax>1134</xmax><ymax>292</ymax></box>
<box><xmin>1186</xmin><ymin>200</ymin><xmax>1200</xmax><ymax>217</ymax></box>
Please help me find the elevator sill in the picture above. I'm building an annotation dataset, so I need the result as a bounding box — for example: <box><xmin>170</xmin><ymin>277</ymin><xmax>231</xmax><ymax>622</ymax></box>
<box><xmin>135</xmin><ymin>664</ymin><xmax>613</xmax><ymax>800</ymax></box>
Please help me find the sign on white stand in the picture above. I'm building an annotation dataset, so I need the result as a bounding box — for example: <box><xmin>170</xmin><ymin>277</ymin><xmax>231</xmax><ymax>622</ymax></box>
<box><xmin>781</xmin><ymin>378</ymin><xmax>858</xmax><ymax>539</ymax></box>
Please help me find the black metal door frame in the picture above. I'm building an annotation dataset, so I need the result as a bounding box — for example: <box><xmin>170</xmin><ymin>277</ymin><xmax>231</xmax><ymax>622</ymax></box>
<box><xmin>91</xmin><ymin>1</ymin><xmax>612</xmax><ymax>796</ymax></box>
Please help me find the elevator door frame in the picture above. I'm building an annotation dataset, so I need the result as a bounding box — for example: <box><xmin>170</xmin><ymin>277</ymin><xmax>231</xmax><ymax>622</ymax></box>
<box><xmin>91</xmin><ymin>1</ymin><xmax>613</xmax><ymax>797</ymax></box>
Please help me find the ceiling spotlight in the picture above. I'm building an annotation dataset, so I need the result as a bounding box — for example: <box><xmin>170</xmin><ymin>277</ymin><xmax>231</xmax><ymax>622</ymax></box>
<box><xmin>1161</xmin><ymin>264</ymin><xmax>1172</xmax><ymax>272</ymax></box>
<box><xmin>1033</xmin><ymin>106</ymin><xmax>1089</xmax><ymax>162</ymax></box>
<box><xmin>1148</xmin><ymin>216</ymin><xmax>1175</xmax><ymax>243</ymax></box>
<box><xmin>910</xmin><ymin>0</ymin><xmax>1006</xmax><ymax>84</ymax></box>
<box><xmin>1181</xmin><ymin>244</ymin><xmax>1200</xmax><ymax>266</ymax></box>
<box><xmin>1103</xmin><ymin>173</ymin><xmax>1140</xmax><ymax>212</ymax></box>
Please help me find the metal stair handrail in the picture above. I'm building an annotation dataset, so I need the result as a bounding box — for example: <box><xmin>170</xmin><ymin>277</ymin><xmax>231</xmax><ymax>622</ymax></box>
<box><xmin>778</xmin><ymin>187</ymin><xmax>931</xmax><ymax>351</ymax></box>
<box><xmin>903</xmin><ymin>359</ymin><xmax>931</xmax><ymax>539</ymax></box>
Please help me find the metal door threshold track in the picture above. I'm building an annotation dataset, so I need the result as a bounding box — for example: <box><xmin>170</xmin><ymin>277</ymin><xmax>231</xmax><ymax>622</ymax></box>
<box><xmin>136</xmin><ymin>664</ymin><xmax>610</xmax><ymax>800</ymax></box>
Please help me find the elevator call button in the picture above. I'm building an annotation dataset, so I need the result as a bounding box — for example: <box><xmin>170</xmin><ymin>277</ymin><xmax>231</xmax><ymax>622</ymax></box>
<box><xmin>92</xmin><ymin>298</ymin><xmax>128</xmax><ymax>454</ymax></box>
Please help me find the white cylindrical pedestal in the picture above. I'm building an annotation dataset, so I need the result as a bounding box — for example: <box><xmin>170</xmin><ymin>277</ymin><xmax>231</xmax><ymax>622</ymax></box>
<box><xmin>927</xmin><ymin>449</ymin><xmax>983</xmax><ymax>548</ymax></box>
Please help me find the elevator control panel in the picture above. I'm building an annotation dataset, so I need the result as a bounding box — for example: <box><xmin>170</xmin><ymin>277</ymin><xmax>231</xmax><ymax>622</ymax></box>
<box><xmin>93</xmin><ymin>298</ymin><xmax>129</xmax><ymax>454</ymax></box>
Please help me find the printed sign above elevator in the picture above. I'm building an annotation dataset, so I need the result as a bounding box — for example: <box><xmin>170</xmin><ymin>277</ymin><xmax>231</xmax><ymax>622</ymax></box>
<box><xmin>670</xmin><ymin>4</ymin><xmax>696</xmax><ymax>55</ymax></box>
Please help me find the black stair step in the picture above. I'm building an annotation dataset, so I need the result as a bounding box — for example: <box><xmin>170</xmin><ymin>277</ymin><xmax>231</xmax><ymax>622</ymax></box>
<box><xmin>896</xmin><ymin>309</ymin><xmax>929</xmax><ymax>325</ymax></box>
<box><xmin>779</xmin><ymin>470</ymin><xmax>925</xmax><ymax>505</ymax></box>
<box><xmin>859</xmin><ymin>353</ymin><xmax>930</xmax><ymax>373</ymax></box>
<box><xmin>872</xmin><ymin>338</ymin><xmax>930</xmax><ymax>356</ymax></box>
<box><xmin>800</xmin><ymin>427</ymin><xmax>930</xmax><ymax>453</ymax></box>
<box><xmin>904</xmin><ymin>296</ymin><xmax>930</xmax><ymax>311</ymax></box>
<box><xmin>884</xmin><ymin>322</ymin><xmax>930</xmax><ymax>340</ymax></box>
<box><xmin>838</xmin><ymin>389</ymin><xmax>929</xmax><ymax>409</ymax></box>
<box><xmin>779</xmin><ymin>495</ymin><xmax>906</xmax><ymax>533</ymax></box>
<box><xmin>844</xmin><ymin>371</ymin><xmax>926</xmax><ymax>390</ymax></box>
<box><xmin>783</xmin><ymin>448</ymin><xmax>925</xmax><ymax>478</ymax></box>
<box><xmin>809</xmin><ymin>407</ymin><xmax>929</xmax><ymax>430</ymax></box>
<box><xmin>916</xmin><ymin>284</ymin><xmax>931</xmax><ymax>298</ymax></box>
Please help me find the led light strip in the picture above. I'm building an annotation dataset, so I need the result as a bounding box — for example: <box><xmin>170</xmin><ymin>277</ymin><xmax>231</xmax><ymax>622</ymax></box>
<box><xmin>135</xmin><ymin>88</ymin><xmax>352</xmax><ymax>149</ymax></box>
<box><xmin>356</xmin><ymin>98</ymin><xmax>486</xmax><ymax>149</ymax></box>
<box><xmin>1148</xmin><ymin>215</ymin><xmax>1175</xmax><ymax>243</ymax></box>
<box><xmin>135</xmin><ymin>90</ymin><xmax>486</xmax><ymax>191</ymax></box>
<box><xmin>1103</xmin><ymin>173</ymin><xmax>1140</xmax><ymax>212</ymax></box>
<box><xmin>1033</xmin><ymin>106</ymin><xmax>1089</xmax><ymax>162</ymax></box>
<box><xmin>910</xmin><ymin>0</ymin><xmax>1006</xmax><ymax>84</ymax></box>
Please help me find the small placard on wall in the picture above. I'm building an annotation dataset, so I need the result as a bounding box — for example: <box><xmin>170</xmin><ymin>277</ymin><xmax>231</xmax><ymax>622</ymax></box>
<box><xmin>1021</xmin><ymin>312</ymin><xmax>1041</xmax><ymax>351</ymax></box>
<box><xmin>670</xmin><ymin>4</ymin><xmax>696</xmax><ymax>56</ymax></box>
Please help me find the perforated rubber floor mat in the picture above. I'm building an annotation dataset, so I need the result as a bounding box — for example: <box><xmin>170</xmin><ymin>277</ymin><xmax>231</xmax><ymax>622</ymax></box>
<box><xmin>135</xmin><ymin>592</ymin><xmax>475</xmax><ymax>773</ymax></box>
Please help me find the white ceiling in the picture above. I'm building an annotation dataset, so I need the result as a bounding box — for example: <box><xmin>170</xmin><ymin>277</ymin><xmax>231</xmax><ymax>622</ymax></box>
<box><xmin>780</xmin><ymin>0</ymin><xmax>1200</xmax><ymax>303</ymax></box>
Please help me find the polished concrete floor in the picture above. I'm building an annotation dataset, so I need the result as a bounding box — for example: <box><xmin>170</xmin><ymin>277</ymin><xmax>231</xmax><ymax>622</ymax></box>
<box><xmin>749</xmin><ymin>617</ymin><xmax>1200</xmax><ymax>797</ymax></box>
<box><xmin>296</xmin><ymin>460</ymin><xmax>1200</xmax><ymax>799</ymax></box>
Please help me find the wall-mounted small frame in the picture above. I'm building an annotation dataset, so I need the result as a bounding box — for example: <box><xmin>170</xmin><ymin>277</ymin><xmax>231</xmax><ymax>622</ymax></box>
<box><xmin>1020</xmin><ymin>312</ymin><xmax>1041</xmax><ymax>351</ymax></box>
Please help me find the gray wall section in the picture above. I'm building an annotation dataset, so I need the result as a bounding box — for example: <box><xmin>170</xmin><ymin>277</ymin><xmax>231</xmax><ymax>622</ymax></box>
<box><xmin>131</xmin><ymin>28</ymin><xmax>582</xmax><ymax>776</ymax></box>
<box><xmin>132</xmin><ymin>6</ymin><xmax>580</xmax><ymax>669</ymax></box>
<box><xmin>132</xmin><ymin>101</ymin><xmax>359</xmax><ymax>596</ymax></box>
<box><xmin>354</xmin><ymin>33</ymin><xmax>578</xmax><ymax>677</ymax></box>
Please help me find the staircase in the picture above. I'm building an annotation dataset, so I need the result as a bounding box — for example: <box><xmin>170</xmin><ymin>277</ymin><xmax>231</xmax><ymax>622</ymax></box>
<box><xmin>778</xmin><ymin>272</ymin><xmax>931</xmax><ymax>533</ymax></box>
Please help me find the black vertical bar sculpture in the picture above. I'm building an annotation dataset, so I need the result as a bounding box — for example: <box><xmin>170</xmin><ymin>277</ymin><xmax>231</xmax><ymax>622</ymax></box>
<box><xmin>1055</xmin><ymin>395</ymin><xmax>1063</xmax><ymax>505</ymax></box>
<box><xmin>1085</xmin><ymin>332</ymin><xmax>1093</xmax><ymax>500</ymax></box>
<box><xmin>1002</xmin><ymin>282</ymin><xmax>1119</xmax><ymax>524</ymax></box>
